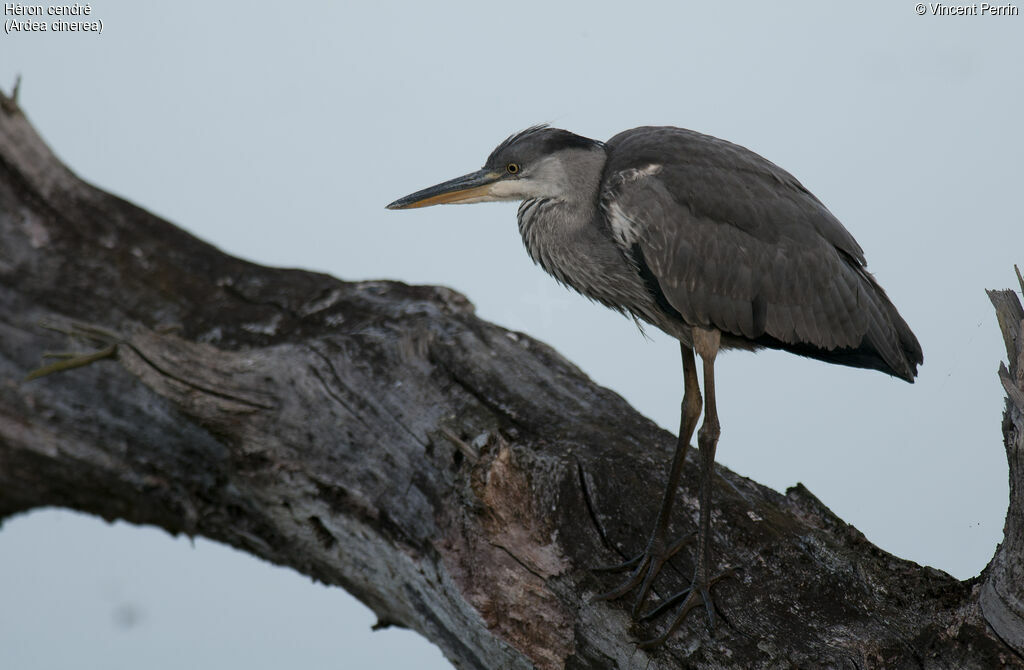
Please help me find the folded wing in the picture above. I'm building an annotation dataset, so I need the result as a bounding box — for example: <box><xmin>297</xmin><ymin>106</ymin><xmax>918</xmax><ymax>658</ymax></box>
<box><xmin>601</xmin><ymin>127</ymin><xmax>922</xmax><ymax>381</ymax></box>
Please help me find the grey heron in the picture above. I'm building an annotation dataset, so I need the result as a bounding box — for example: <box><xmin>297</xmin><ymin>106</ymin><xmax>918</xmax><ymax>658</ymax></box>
<box><xmin>386</xmin><ymin>125</ymin><xmax>922</xmax><ymax>646</ymax></box>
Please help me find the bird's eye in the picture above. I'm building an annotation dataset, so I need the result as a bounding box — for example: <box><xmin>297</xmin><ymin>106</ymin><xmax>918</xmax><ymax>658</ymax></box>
<box><xmin>506</xmin><ymin>163</ymin><xmax>520</xmax><ymax>175</ymax></box>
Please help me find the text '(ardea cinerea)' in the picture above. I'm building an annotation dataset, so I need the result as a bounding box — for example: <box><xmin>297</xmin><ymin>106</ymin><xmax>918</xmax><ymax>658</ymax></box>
<box><xmin>387</xmin><ymin>125</ymin><xmax>922</xmax><ymax>647</ymax></box>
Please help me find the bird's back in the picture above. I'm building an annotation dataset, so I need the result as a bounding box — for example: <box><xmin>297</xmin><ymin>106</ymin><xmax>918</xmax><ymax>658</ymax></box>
<box><xmin>600</xmin><ymin>126</ymin><xmax>923</xmax><ymax>381</ymax></box>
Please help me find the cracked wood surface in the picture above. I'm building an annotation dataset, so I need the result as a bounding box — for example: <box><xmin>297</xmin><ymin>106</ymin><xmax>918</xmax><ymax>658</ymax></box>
<box><xmin>982</xmin><ymin>283</ymin><xmax>1024</xmax><ymax>654</ymax></box>
<box><xmin>1</xmin><ymin>90</ymin><xmax>1023</xmax><ymax>669</ymax></box>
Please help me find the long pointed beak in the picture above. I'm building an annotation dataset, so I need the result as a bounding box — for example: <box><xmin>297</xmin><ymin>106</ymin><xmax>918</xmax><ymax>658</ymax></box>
<box><xmin>386</xmin><ymin>168</ymin><xmax>503</xmax><ymax>210</ymax></box>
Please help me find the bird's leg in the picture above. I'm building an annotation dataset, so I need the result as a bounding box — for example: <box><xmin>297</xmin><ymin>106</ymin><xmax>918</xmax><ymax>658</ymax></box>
<box><xmin>693</xmin><ymin>328</ymin><xmax>721</xmax><ymax>610</ymax></box>
<box><xmin>593</xmin><ymin>342</ymin><xmax>702</xmax><ymax>614</ymax></box>
<box><xmin>637</xmin><ymin>328</ymin><xmax>731</xmax><ymax>649</ymax></box>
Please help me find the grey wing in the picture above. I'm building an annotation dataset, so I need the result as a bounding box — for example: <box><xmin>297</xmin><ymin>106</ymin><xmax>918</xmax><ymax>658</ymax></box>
<box><xmin>600</xmin><ymin>128</ymin><xmax>922</xmax><ymax>380</ymax></box>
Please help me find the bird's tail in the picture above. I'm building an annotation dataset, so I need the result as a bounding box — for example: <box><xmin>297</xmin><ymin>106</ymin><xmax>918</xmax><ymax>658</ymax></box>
<box><xmin>860</xmin><ymin>272</ymin><xmax>923</xmax><ymax>382</ymax></box>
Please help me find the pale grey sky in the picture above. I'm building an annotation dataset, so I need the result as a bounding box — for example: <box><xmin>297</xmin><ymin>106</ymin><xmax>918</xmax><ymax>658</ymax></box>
<box><xmin>2</xmin><ymin>2</ymin><xmax>1021</xmax><ymax>668</ymax></box>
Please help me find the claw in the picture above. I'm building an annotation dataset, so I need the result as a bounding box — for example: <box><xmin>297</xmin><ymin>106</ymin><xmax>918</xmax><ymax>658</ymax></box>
<box><xmin>591</xmin><ymin>531</ymin><xmax>695</xmax><ymax>615</ymax></box>
<box><xmin>592</xmin><ymin>551</ymin><xmax>645</xmax><ymax>574</ymax></box>
<box><xmin>630</xmin><ymin>548</ymin><xmax>671</xmax><ymax>616</ymax></box>
<box><xmin>636</xmin><ymin>567</ymin><xmax>736</xmax><ymax>646</ymax></box>
<box><xmin>591</xmin><ymin>555</ymin><xmax>650</xmax><ymax>602</ymax></box>
<box><xmin>638</xmin><ymin>585</ymin><xmax>692</xmax><ymax>621</ymax></box>
<box><xmin>637</xmin><ymin>586</ymin><xmax>710</xmax><ymax>649</ymax></box>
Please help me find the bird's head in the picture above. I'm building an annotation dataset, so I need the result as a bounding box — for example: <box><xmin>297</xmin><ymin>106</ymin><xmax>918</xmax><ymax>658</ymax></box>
<box><xmin>386</xmin><ymin>125</ymin><xmax>604</xmax><ymax>210</ymax></box>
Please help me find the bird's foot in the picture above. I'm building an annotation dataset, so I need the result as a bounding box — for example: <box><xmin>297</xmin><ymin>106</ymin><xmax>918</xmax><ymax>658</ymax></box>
<box><xmin>635</xmin><ymin>566</ymin><xmax>735</xmax><ymax>648</ymax></box>
<box><xmin>591</xmin><ymin>531</ymin><xmax>695</xmax><ymax>617</ymax></box>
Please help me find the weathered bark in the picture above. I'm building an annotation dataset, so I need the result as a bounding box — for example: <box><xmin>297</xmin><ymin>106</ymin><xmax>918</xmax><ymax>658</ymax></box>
<box><xmin>982</xmin><ymin>281</ymin><xmax>1024</xmax><ymax>653</ymax></box>
<box><xmin>1</xmin><ymin>88</ymin><xmax>1022</xmax><ymax>669</ymax></box>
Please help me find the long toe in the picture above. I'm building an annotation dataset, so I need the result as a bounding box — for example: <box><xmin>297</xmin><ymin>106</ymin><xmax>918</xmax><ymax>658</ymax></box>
<box><xmin>636</xmin><ymin>567</ymin><xmax>736</xmax><ymax>648</ymax></box>
<box><xmin>593</xmin><ymin>551</ymin><xmax>646</xmax><ymax>573</ymax></box>
<box><xmin>637</xmin><ymin>587</ymin><xmax>709</xmax><ymax>649</ymax></box>
<box><xmin>591</xmin><ymin>555</ymin><xmax>650</xmax><ymax>602</ymax></box>
<box><xmin>592</xmin><ymin>532</ymin><xmax>695</xmax><ymax>612</ymax></box>
<box><xmin>638</xmin><ymin>585</ymin><xmax>693</xmax><ymax>621</ymax></box>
